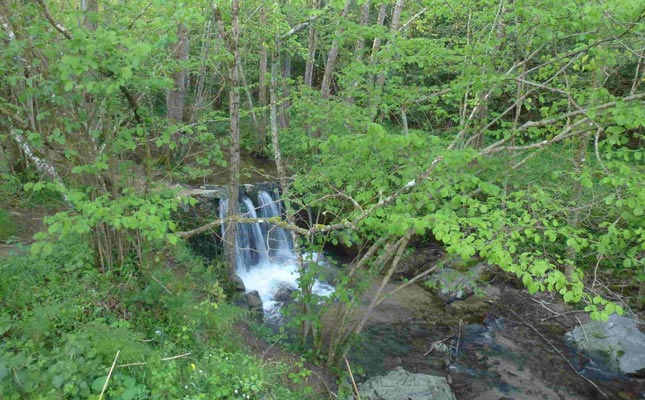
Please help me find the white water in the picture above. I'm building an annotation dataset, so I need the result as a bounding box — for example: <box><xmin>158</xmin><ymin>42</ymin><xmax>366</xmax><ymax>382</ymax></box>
<box><xmin>219</xmin><ymin>190</ymin><xmax>334</xmax><ymax>319</ymax></box>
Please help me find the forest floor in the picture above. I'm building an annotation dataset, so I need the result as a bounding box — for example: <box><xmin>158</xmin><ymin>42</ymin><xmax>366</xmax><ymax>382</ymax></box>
<box><xmin>0</xmin><ymin>205</ymin><xmax>53</xmax><ymax>258</ymax></box>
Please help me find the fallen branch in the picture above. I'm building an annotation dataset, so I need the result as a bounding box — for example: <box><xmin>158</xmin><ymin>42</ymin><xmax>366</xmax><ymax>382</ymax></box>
<box><xmin>117</xmin><ymin>352</ymin><xmax>191</xmax><ymax>368</ymax></box>
<box><xmin>423</xmin><ymin>336</ymin><xmax>451</xmax><ymax>356</ymax></box>
<box><xmin>344</xmin><ymin>357</ymin><xmax>362</xmax><ymax>400</ymax></box>
<box><xmin>99</xmin><ymin>350</ymin><xmax>120</xmax><ymax>400</ymax></box>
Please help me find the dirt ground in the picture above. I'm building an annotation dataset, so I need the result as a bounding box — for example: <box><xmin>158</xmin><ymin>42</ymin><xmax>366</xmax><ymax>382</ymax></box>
<box><xmin>0</xmin><ymin>206</ymin><xmax>53</xmax><ymax>258</ymax></box>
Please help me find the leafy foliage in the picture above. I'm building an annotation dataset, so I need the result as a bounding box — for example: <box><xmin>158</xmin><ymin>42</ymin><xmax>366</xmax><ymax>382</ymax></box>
<box><xmin>0</xmin><ymin>238</ymin><xmax>312</xmax><ymax>399</ymax></box>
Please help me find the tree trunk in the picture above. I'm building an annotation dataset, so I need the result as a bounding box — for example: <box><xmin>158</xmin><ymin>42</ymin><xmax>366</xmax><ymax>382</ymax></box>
<box><xmin>319</xmin><ymin>0</ymin><xmax>350</xmax><ymax>101</ymax></box>
<box><xmin>81</xmin><ymin>0</ymin><xmax>98</xmax><ymax>30</ymax></box>
<box><xmin>214</xmin><ymin>1</ymin><xmax>242</xmax><ymax>282</ymax></box>
<box><xmin>167</xmin><ymin>23</ymin><xmax>188</xmax><ymax>125</ymax></box>
<box><xmin>167</xmin><ymin>22</ymin><xmax>189</xmax><ymax>160</ymax></box>
<box><xmin>369</xmin><ymin>4</ymin><xmax>388</xmax><ymax>68</ymax></box>
<box><xmin>226</xmin><ymin>0</ymin><xmax>242</xmax><ymax>282</ymax></box>
<box><xmin>192</xmin><ymin>19</ymin><xmax>213</xmax><ymax>122</ymax></box>
<box><xmin>256</xmin><ymin>5</ymin><xmax>268</xmax><ymax>153</ymax></box>
<box><xmin>346</xmin><ymin>0</ymin><xmax>370</xmax><ymax>104</ymax></box>
<box><xmin>270</xmin><ymin>35</ymin><xmax>311</xmax><ymax>341</ymax></box>
<box><xmin>304</xmin><ymin>0</ymin><xmax>321</xmax><ymax>87</ymax></box>
<box><xmin>278</xmin><ymin>51</ymin><xmax>291</xmax><ymax>129</ymax></box>
<box><xmin>371</xmin><ymin>0</ymin><xmax>405</xmax><ymax>121</ymax></box>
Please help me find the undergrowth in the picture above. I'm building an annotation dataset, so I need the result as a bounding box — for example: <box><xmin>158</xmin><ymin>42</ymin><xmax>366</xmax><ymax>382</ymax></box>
<box><xmin>0</xmin><ymin>237</ymin><xmax>313</xmax><ymax>399</ymax></box>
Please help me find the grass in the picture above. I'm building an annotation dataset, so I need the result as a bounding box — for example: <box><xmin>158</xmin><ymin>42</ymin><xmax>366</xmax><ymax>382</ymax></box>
<box><xmin>0</xmin><ymin>238</ymin><xmax>316</xmax><ymax>399</ymax></box>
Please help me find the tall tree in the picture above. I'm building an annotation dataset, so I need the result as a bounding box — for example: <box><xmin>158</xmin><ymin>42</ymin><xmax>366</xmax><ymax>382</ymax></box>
<box><xmin>214</xmin><ymin>0</ymin><xmax>242</xmax><ymax>282</ymax></box>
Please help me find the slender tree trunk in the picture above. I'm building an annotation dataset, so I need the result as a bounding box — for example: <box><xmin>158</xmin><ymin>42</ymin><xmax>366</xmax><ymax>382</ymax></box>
<box><xmin>270</xmin><ymin>35</ymin><xmax>311</xmax><ymax>341</ymax></box>
<box><xmin>371</xmin><ymin>0</ymin><xmax>405</xmax><ymax>121</ymax></box>
<box><xmin>278</xmin><ymin>52</ymin><xmax>291</xmax><ymax>129</ymax></box>
<box><xmin>320</xmin><ymin>0</ymin><xmax>350</xmax><ymax>101</ymax></box>
<box><xmin>192</xmin><ymin>19</ymin><xmax>213</xmax><ymax>122</ymax></box>
<box><xmin>346</xmin><ymin>0</ymin><xmax>370</xmax><ymax>104</ymax></box>
<box><xmin>304</xmin><ymin>0</ymin><xmax>321</xmax><ymax>87</ymax></box>
<box><xmin>226</xmin><ymin>0</ymin><xmax>242</xmax><ymax>282</ymax></box>
<box><xmin>237</xmin><ymin>57</ymin><xmax>261</xmax><ymax>136</ymax></box>
<box><xmin>167</xmin><ymin>22</ymin><xmax>189</xmax><ymax>160</ymax></box>
<box><xmin>81</xmin><ymin>0</ymin><xmax>98</xmax><ymax>30</ymax></box>
<box><xmin>256</xmin><ymin>5</ymin><xmax>268</xmax><ymax>154</ymax></box>
<box><xmin>370</xmin><ymin>4</ymin><xmax>387</xmax><ymax>67</ymax></box>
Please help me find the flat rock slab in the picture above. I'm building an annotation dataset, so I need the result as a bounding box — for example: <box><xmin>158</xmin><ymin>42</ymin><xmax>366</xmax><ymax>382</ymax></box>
<box><xmin>565</xmin><ymin>314</ymin><xmax>645</xmax><ymax>377</ymax></box>
<box><xmin>358</xmin><ymin>367</ymin><xmax>456</xmax><ymax>400</ymax></box>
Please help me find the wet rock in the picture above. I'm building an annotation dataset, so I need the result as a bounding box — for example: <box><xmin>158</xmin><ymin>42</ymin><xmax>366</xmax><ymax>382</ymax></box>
<box><xmin>447</xmin><ymin>295</ymin><xmax>490</xmax><ymax>323</ymax></box>
<box><xmin>273</xmin><ymin>284</ymin><xmax>297</xmax><ymax>302</ymax></box>
<box><xmin>245</xmin><ymin>290</ymin><xmax>264</xmax><ymax>321</ymax></box>
<box><xmin>565</xmin><ymin>314</ymin><xmax>645</xmax><ymax>377</ymax></box>
<box><xmin>358</xmin><ymin>367</ymin><xmax>456</xmax><ymax>400</ymax></box>
<box><xmin>231</xmin><ymin>292</ymin><xmax>248</xmax><ymax>308</ymax></box>
<box><xmin>429</xmin><ymin>264</ymin><xmax>487</xmax><ymax>303</ymax></box>
<box><xmin>233</xmin><ymin>275</ymin><xmax>246</xmax><ymax>292</ymax></box>
<box><xmin>395</xmin><ymin>246</ymin><xmax>445</xmax><ymax>280</ymax></box>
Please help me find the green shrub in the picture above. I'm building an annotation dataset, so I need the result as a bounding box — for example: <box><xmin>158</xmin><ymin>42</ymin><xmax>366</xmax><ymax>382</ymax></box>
<box><xmin>0</xmin><ymin>208</ymin><xmax>17</xmax><ymax>241</ymax></box>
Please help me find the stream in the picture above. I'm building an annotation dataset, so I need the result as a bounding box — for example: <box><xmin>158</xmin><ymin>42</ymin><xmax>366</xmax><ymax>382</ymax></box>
<box><xmin>189</xmin><ymin>185</ymin><xmax>644</xmax><ymax>400</ymax></box>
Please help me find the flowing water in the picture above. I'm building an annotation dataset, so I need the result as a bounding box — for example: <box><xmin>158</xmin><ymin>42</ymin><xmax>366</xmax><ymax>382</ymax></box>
<box><xmin>219</xmin><ymin>190</ymin><xmax>334</xmax><ymax>320</ymax></box>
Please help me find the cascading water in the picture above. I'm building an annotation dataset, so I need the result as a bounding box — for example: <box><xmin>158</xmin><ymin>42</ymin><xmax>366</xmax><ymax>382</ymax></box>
<box><xmin>219</xmin><ymin>190</ymin><xmax>334</xmax><ymax>320</ymax></box>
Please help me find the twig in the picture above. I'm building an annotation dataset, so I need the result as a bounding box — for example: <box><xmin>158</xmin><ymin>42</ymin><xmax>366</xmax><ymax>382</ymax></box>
<box><xmin>117</xmin><ymin>352</ymin><xmax>191</xmax><ymax>368</ymax></box>
<box><xmin>540</xmin><ymin>310</ymin><xmax>588</xmax><ymax>322</ymax></box>
<box><xmin>150</xmin><ymin>274</ymin><xmax>174</xmax><ymax>295</ymax></box>
<box><xmin>504</xmin><ymin>307</ymin><xmax>608</xmax><ymax>398</ymax></box>
<box><xmin>12</xmin><ymin>368</ymin><xmax>22</xmax><ymax>389</ymax></box>
<box><xmin>530</xmin><ymin>298</ymin><xmax>587</xmax><ymax>322</ymax></box>
<box><xmin>99</xmin><ymin>350</ymin><xmax>120</xmax><ymax>400</ymax></box>
<box><xmin>344</xmin><ymin>357</ymin><xmax>362</xmax><ymax>400</ymax></box>
<box><xmin>261</xmin><ymin>331</ymin><xmax>288</xmax><ymax>359</ymax></box>
<box><xmin>375</xmin><ymin>263</ymin><xmax>440</xmax><ymax>307</ymax></box>
<box><xmin>423</xmin><ymin>336</ymin><xmax>451</xmax><ymax>356</ymax></box>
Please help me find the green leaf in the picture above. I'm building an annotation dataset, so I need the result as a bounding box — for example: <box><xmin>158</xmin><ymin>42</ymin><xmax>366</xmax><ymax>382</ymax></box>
<box><xmin>91</xmin><ymin>376</ymin><xmax>108</xmax><ymax>393</ymax></box>
<box><xmin>634</xmin><ymin>207</ymin><xmax>643</xmax><ymax>217</ymax></box>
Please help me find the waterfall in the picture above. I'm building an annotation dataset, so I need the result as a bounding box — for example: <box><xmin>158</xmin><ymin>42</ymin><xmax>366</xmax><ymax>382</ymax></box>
<box><xmin>257</xmin><ymin>190</ymin><xmax>292</xmax><ymax>258</ymax></box>
<box><xmin>218</xmin><ymin>189</ymin><xmax>334</xmax><ymax>320</ymax></box>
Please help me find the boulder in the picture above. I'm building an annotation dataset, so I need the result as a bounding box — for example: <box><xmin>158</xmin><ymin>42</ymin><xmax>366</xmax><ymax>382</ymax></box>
<box><xmin>428</xmin><ymin>264</ymin><xmax>487</xmax><ymax>303</ymax></box>
<box><xmin>274</xmin><ymin>284</ymin><xmax>297</xmax><ymax>302</ymax></box>
<box><xmin>358</xmin><ymin>367</ymin><xmax>456</xmax><ymax>400</ymax></box>
<box><xmin>565</xmin><ymin>314</ymin><xmax>645</xmax><ymax>377</ymax></box>
<box><xmin>245</xmin><ymin>290</ymin><xmax>264</xmax><ymax>321</ymax></box>
<box><xmin>233</xmin><ymin>275</ymin><xmax>246</xmax><ymax>292</ymax></box>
